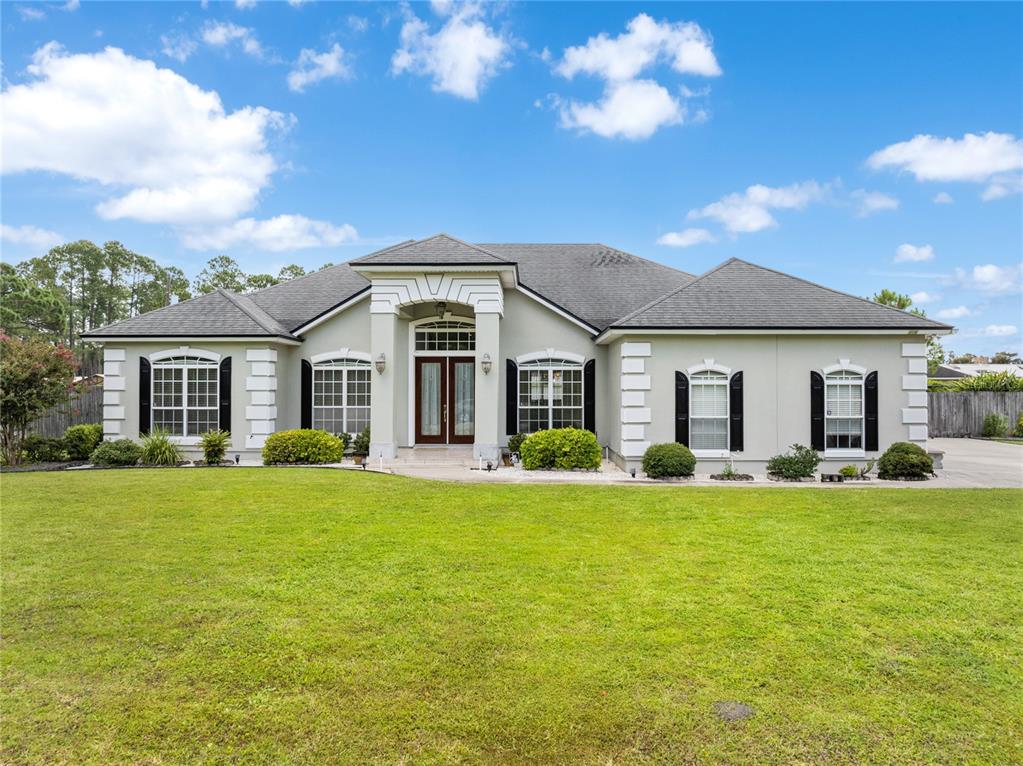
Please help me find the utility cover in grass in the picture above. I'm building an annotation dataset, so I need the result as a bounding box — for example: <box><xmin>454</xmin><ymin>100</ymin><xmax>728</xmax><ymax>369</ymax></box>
<box><xmin>714</xmin><ymin>701</ymin><xmax>755</xmax><ymax>721</ymax></box>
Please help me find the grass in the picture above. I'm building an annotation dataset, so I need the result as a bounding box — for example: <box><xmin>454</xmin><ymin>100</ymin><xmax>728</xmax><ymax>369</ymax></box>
<box><xmin>2</xmin><ymin>470</ymin><xmax>1021</xmax><ymax>765</ymax></box>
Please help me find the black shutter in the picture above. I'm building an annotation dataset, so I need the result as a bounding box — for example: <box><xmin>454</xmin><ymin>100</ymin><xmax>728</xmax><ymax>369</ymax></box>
<box><xmin>810</xmin><ymin>371</ymin><xmax>825</xmax><ymax>451</ymax></box>
<box><xmin>301</xmin><ymin>359</ymin><xmax>313</xmax><ymax>429</ymax></box>
<box><xmin>218</xmin><ymin>357</ymin><xmax>231</xmax><ymax>434</ymax></box>
<box><xmin>583</xmin><ymin>359</ymin><xmax>596</xmax><ymax>435</ymax></box>
<box><xmin>139</xmin><ymin>357</ymin><xmax>151</xmax><ymax>436</ymax></box>
<box><xmin>506</xmin><ymin>359</ymin><xmax>518</xmax><ymax>435</ymax></box>
<box><xmin>865</xmin><ymin>371</ymin><xmax>878</xmax><ymax>451</ymax></box>
<box><xmin>729</xmin><ymin>371</ymin><xmax>744</xmax><ymax>452</ymax></box>
<box><xmin>675</xmin><ymin>371</ymin><xmax>689</xmax><ymax>446</ymax></box>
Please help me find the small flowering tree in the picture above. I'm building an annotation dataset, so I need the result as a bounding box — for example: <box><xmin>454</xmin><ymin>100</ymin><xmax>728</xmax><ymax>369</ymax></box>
<box><xmin>0</xmin><ymin>333</ymin><xmax>78</xmax><ymax>465</ymax></box>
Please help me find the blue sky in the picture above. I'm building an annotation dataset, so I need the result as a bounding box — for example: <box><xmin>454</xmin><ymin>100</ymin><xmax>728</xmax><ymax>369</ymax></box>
<box><xmin>2</xmin><ymin>1</ymin><xmax>1021</xmax><ymax>354</ymax></box>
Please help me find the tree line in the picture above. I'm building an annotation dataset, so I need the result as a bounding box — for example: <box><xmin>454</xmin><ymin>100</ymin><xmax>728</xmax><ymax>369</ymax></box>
<box><xmin>1</xmin><ymin>240</ymin><xmax>327</xmax><ymax>355</ymax></box>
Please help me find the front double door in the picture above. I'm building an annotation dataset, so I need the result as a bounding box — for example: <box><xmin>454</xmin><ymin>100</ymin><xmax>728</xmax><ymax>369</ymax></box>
<box><xmin>415</xmin><ymin>357</ymin><xmax>475</xmax><ymax>444</ymax></box>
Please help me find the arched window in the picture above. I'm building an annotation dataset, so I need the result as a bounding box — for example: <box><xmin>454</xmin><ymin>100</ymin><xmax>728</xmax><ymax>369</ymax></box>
<box><xmin>151</xmin><ymin>355</ymin><xmax>219</xmax><ymax>436</ymax></box>
<box><xmin>690</xmin><ymin>370</ymin><xmax>729</xmax><ymax>450</ymax></box>
<box><xmin>825</xmin><ymin>369</ymin><xmax>864</xmax><ymax>449</ymax></box>
<box><xmin>313</xmin><ymin>358</ymin><xmax>371</xmax><ymax>435</ymax></box>
<box><xmin>517</xmin><ymin>355</ymin><xmax>584</xmax><ymax>432</ymax></box>
<box><xmin>414</xmin><ymin>320</ymin><xmax>475</xmax><ymax>352</ymax></box>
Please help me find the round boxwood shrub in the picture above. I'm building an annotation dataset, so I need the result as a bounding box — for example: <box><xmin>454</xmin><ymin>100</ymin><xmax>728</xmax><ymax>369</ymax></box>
<box><xmin>519</xmin><ymin>428</ymin><xmax>601</xmax><ymax>471</ymax></box>
<box><xmin>23</xmin><ymin>435</ymin><xmax>68</xmax><ymax>463</ymax></box>
<box><xmin>262</xmin><ymin>429</ymin><xmax>345</xmax><ymax>465</ymax></box>
<box><xmin>90</xmin><ymin>439</ymin><xmax>142</xmax><ymax>467</ymax></box>
<box><xmin>642</xmin><ymin>442</ymin><xmax>696</xmax><ymax>478</ymax></box>
<box><xmin>63</xmin><ymin>423</ymin><xmax>103</xmax><ymax>460</ymax></box>
<box><xmin>877</xmin><ymin>441</ymin><xmax>934</xmax><ymax>480</ymax></box>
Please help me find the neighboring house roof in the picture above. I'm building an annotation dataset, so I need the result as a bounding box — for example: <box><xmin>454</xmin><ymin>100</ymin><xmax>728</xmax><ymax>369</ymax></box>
<box><xmin>83</xmin><ymin>287</ymin><xmax>299</xmax><ymax>339</ymax></box>
<box><xmin>82</xmin><ymin>235</ymin><xmax>952</xmax><ymax>340</ymax></box>
<box><xmin>934</xmin><ymin>363</ymin><xmax>1023</xmax><ymax>378</ymax></box>
<box><xmin>611</xmin><ymin>258</ymin><xmax>953</xmax><ymax>331</ymax></box>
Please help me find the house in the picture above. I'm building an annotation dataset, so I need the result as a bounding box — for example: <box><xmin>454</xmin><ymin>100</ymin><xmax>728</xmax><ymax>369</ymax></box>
<box><xmin>932</xmin><ymin>363</ymin><xmax>1023</xmax><ymax>379</ymax></box>
<box><xmin>81</xmin><ymin>234</ymin><xmax>952</xmax><ymax>471</ymax></box>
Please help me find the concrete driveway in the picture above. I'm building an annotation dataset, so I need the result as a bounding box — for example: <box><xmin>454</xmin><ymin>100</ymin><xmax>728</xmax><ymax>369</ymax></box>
<box><xmin>928</xmin><ymin>438</ymin><xmax>1023</xmax><ymax>488</ymax></box>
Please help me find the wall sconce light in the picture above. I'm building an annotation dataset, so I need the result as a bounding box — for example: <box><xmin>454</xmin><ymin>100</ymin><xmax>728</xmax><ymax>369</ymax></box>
<box><xmin>481</xmin><ymin>353</ymin><xmax>492</xmax><ymax>375</ymax></box>
<box><xmin>375</xmin><ymin>353</ymin><xmax>386</xmax><ymax>374</ymax></box>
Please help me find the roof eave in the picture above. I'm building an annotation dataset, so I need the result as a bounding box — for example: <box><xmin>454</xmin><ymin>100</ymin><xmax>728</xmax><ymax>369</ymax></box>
<box><xmin>594</xmin><ymin>325</ymin><xmax>953</xmax><ymax>344</ymax></box>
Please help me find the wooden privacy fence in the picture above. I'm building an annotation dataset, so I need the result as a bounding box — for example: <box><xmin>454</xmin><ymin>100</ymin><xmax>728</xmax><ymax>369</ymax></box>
<box><xmin>928</xmin><ymin>391</ymin><xmax>1023</xmax><ymax>437</ymax></box>
<box><xmin>28</xmin><ymin>384</ymin><xmax>104</xmax><ymax>438</ymax></box>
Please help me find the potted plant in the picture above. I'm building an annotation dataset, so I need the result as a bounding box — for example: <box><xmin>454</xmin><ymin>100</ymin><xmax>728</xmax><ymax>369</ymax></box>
<box><xmin>352</xmin><ymin>426</ymin><xmax>370</xmax><ymax>466</ymax></box>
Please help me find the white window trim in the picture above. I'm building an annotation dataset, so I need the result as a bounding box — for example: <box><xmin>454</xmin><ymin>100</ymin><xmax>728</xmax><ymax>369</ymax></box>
<box><xmin>311</xmin><ymin>356</ymin><xmax>372</xmax><ymax>436</ymax></box>
<box><xmin>688</xmin><ymin>366</ymin><xmax>731</xmax><ymax>456</ymax></box>
<box><xmin>823</xmin><ymin>362</ymin><xmax>866</xmax><ymax>457</ymax></box>
<box><xmin>517</xmin><ymin>357</ymin><xmax>585</xmax><ymax>433</ymax></box>
<box><xmin>150</xmin><ymin>353</ymin><xmax>219</xmax><ymax>440</ymax></box>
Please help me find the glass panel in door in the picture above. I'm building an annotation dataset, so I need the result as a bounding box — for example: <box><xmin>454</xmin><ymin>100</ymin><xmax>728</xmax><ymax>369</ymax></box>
<box><xmin>420</xmin><ymin>362</ymin><xmax>442</xmax><ymax>437</ymax></box>
<box><xmin>451</xmin><ymin>360</ymin><xmax>474</xmax><ymax>440</ymax></box>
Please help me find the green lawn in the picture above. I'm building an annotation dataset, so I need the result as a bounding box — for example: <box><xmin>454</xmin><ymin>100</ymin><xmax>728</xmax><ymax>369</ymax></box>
<box><xmin>3</xmin><ymin>470</ymin><xmax>1021</xmax><ymax>765</ymax></box>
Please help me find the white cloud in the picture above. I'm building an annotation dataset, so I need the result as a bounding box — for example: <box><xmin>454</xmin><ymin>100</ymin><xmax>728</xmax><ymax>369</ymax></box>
<box><xmin>932</xmin><ymin>191</ymin><xmax>954</xmax><ymax>204</ymax></box>
<box><xmin>1</xmin><ymin>43</ymin><xmax>291</xmax><ymax>226</ymax></box>
<box><xmin>909</xmin><ymin>291</ymin><xmax>940</xmax><ymax>305</ymax></box>
<box><xmin>953</xmin><ymin>264</ymin><xmax>1023</xmax><ymax>294</ymax></box>
<box><xmin>63</xmin><ymin>0</ymin><xmax>80</xmax><ymax>10</ymax></box>
<box><xmin>657</xmin><ymin>228</ymin><xmax>716</xmax><ymax>248</ymax></box>
<box><xmin>201</xmin><ymin>21</ymin><xmax>264</xmax><ymax>58</ymax></box>
<box><xmin>867</xmin><ymin>132</ymin><xmax>1023</xmax><ymax>186</ymax></box>
<box><xmin>235</xmin><ymin>0</ymin><xmax>257</xmax><ymax>9</ymax></box>
<box><xmin>558</xmin><ymin>79</ymin><xmax>682</xmax><ymax>140</ymax></box>
<box><xmin>936</xmin><ymin>305</ymin><xmax>971</xmax><ymax>319</ymax></box>
<box><xmin>981</xmin><ymin>324</ymin><xmax>1018</xmax><ymax>337</ymax></box>
<box><xmin>0</xmin><ymin>223</ymin><xmax>64</xmax><ymax>250</ymax></box>
<box><xmin>287</xmin><ymin>43</ymin><xmax>352</xmax><ymax>93</ymax></box>
<box><xmin>391</xmin><ymin>4</ymin><xmax>511</xmax><ymax>100</ymax></box>
<box><xmin>557</xmin><ymin>12</ymin><xmax>720</xmax><ymax>82</ymax></box>
<box><xmin>552</xmin><ymin>13</ymin><xmax>720</xmax><ymax>140</ymax></box>
<box><xmin>161</xmin><ymin>33</ymin><xmax>198</xmax><ymax>63</ymax></box>
<box><xmin>348</xmin><ymin>15</ymin><xmax>369</xmax><ymax>32</ymax></box>
<box><xmin>686</xmin><ymin>181</ymin><xmax>828</xmax><ymax>235</ymax></box>
<box><xmin>981</xmin><ymin>174</ymin><xmax>1023</xmax><ymax>201</ymax></box>
<box><xmin>16</xmin><ymin>5</ymin><xmax>45</xmax><ymax>20</ymax></box>
<box><xmin>181</xmin><ymin>215</ymin><xmax>358</xmax><ymax>251</ymax></box>
<box><xmin>894</xmin><ymin>243</ymin><xmax>935</xmax><ymax>263</ymax></box>
<box><xmin>851</xmin><ymin>189</ymin><xmax>899</xmax><ymax>217</ymax></box>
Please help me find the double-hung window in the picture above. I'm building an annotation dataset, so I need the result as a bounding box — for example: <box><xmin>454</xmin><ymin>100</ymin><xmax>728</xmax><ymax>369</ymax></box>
<box><xmin>152</xmin><ymin>355</ymin><xmax>218</xmax><ymax>436</ymax></box>
<box><xmin>690</xmin><ymin>370</ymin><xmax>729</xmax><ymax>450</ymax></box>
<box><xmin>518</xmin><ymin>358</ymin><xmax>583</xmax><ymax>432</ymax></box>
<box><xmin>313</xmin><ymin>358</ymin><xmax>371</xmax><ymax>436</ymax></box>
<box><xmin>825</xmin><ymin>370</ymin><xmax>863</xmax><ymax>449</ymax></box>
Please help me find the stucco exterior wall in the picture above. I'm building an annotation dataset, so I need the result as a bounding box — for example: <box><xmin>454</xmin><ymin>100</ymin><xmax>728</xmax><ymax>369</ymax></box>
<box><xmin>614</xmin><ymin>332</ymin><xmax>923</xmax><ymax>471</ymax></box>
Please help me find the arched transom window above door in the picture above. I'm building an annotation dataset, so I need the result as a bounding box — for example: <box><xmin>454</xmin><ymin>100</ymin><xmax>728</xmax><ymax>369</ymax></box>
<box><xmin>414</xmin><ymin>320</ymin><xmax>475</xmax><ymax>352</ymax></box>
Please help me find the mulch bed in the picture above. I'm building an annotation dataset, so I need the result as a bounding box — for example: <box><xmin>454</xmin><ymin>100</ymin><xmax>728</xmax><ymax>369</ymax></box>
<box><xmin>0</xmin><ymin>461</ymin><xmax>88</xmax><ymax>474</ymax></box>
<box><xmin>710</xmin><ymin>473</ymin><xmax>754</xmax><ymax>481</ymax></box>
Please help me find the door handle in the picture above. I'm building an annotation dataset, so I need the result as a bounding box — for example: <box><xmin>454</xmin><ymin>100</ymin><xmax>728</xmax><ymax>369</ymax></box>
<box><xmin>443</xmin><ymin>403</ymin><xmax>447</xmax><ymax>423</ymax></box>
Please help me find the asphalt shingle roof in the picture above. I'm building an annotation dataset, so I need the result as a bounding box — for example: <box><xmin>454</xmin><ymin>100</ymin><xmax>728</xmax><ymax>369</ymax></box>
<box><xmin>82</xmin><ymin>237</ymin><xmax>952</xmax><ymax>339</ymax></box>
<box><xmin>612</xmin><ymin>258</ymin><xmax>953</xmax><ymax>331</ymax></box>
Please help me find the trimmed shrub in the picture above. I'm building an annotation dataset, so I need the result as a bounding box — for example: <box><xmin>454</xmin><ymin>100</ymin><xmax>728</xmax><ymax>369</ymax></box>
<box><xmin>336</xmin><ymin>431</ymin><xmax>353</xmax><ymax>453</ymax></box>
<box><xmin>262</xmin><ymin>429</ymin><xmax>345</xmax><ymax>465</ymax></box>
<box><xmin>352</xmin><ymin>427</ymin><xmax>371</xmax><ymax>456</ymax></box>
<box><xmin>90</xmin><ymin>439</ymin><xmax>142</xmax><ymax>467</ymax></box>
<box><xmin>642</xmin><ymin>442</ymin><xmax>696</xmax><ymax>478</ymax></box>
<box><xmin>63</xmin><ymin>423</ymin><xmax>103</xmax><ymax>460</ymax></box>
<box><xmin>1016</xmin><ymin>412</ymin><xmax>1023</xmax><ymax>438</ymax></box>
<box><xmin>839</xmin><ymin>464</ymin><xmax>859</xmax><ymax>478</ymax></box>
<box><xmin>139</xmin><ymin>429</ymin><xmax>184</xmax><ymax>466</ymax></box>
<box><xmin>982</xmin><ymin>413</ymin><xmax>1009</xmax><ymax>438</ymax></box>
<box><xmin>954</xmin><ymin>372</ymin><xmax>1023</xmax><ymax>392</ymax></box>
<box><xmin>519</xmin><ymin>428</ymin><xmax>601</xmax><ymax>471</ymax></box>
<box><xmin>200</xmin><ymin>430</ymin><xmax>231</xmax><ymax>465</ymax></box>
<box><xmin>877</xmin><ymin>441</ymin><xmax>934</xmax><ymax>480</ymax></box>
<box><xmin>766</xmin><ymin>444</ymin><xmax>822</xmax><ymax>480</ymax></box>
<box><xmin>23</xmin><ymin>435</ymin><xmax>67</xmax><ymax>463</ymax></box>
<box><xmin>507</xmin><ymin>432</ymin><xmax>528</xmax><ymax>455</ymax></box>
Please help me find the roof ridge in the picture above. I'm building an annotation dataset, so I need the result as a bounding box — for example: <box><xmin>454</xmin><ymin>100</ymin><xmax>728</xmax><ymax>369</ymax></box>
<box><xmin>430</xmin><ymin>233</ymin><xmax>511</xmax><ymax>262</ymax></box>
<box><xmin>611</xmin><ymin>258</ymin><xmax>736</xmax><ymax>326</ymax></box>
<box><xmin>80</xmin><ymin>287</ymin><xmax>224</xmax><ymax>335</ymax></box>
<box><xmin>722</xmin><ymin>258</ymin><xmax>952</xmax><ymax>329</ymax></box>
<box><xmin>217</xmin><ymin>288</ymin><xmax>290</xmax><ymax>336</ymax></box>
<box><xmin>480</xmin><ymin>242</ymin><xmax>696</xmax><ymax>280</ymax></box>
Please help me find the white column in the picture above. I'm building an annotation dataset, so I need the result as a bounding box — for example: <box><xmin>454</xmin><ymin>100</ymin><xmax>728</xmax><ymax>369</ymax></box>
<box><xmin>901</xmin><ymin>342</ymin><xmax>929</xmax><ymax>444</ymax></box>
<box><xmin>245</xmin><ymin>348</ymin><xmax>277</xmax><ymax>449</ymax></box>
<box><xmin>619</xmin><ymin>341</ymin><xmax>652</xmax><ymax>459</ymax></box>
<box><xmin>473</xmin><ymin>310</ymin><xmax>500</xmax><ymax>462</ymax></box>
<box><xmin>369</xmin><ymin>311</ymin><xmax>398</xmax><ymax>459</ymax></box>
<box><xmin>102</xmin><ymin>348</ymin><xmax>127</xmax><ymax>439</ymax></box>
